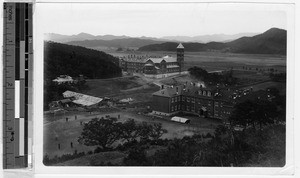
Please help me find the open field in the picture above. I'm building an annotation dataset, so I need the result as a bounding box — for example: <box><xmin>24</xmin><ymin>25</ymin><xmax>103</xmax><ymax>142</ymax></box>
<box><xmin>44</xmin><ymin>110</ymin><xmax>220</xmax><ymax>159</ymax></box>
<box><xmin>84</xmin><ymin>76</ymin><xmax>143</xmax><ymax>96</ymax></box>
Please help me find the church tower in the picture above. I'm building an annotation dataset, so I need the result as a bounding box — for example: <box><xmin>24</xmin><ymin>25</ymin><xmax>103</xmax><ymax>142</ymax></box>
<box><xmin>177</xmin><ymin>43</ymin><xmax>184</xmax><ymax>73</ymax></box>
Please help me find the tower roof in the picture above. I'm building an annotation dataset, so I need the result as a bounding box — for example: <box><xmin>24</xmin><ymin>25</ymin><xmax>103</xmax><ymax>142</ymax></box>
<box><xmin>177</xmin><ymin>43</ymin><xmax>184</xmax><ymax>49</ymax></box>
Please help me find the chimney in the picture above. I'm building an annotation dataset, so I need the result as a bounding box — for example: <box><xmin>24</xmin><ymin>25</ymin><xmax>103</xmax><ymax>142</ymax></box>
<box><xmin>161</xmin><ymin>85</ymin><xmax>164</xmax><ymax>89</ymax></box>
<box><xmin>176</xmin><ymin>87</ymin><xmax>178</xmax><ymax>92</ymax></box>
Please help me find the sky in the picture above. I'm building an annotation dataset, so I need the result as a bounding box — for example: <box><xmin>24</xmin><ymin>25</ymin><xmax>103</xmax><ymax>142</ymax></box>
<box><xmin>37</xmin><ymin>3</ymin><xmax>287</xmax><ymax>37</ymax></box>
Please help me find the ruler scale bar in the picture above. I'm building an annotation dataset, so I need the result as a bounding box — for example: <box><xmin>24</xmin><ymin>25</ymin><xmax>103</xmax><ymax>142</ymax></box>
<box><xmin>3</xmin><ymin>2</ymin><xmax>32</xmax><ymax>169</ymax></box>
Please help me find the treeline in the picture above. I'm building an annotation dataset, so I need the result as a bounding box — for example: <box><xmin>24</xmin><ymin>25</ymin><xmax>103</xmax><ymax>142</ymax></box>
<box><xmin>123</xmin><ymin>124</ymin><xmax>285</xmax><ymax>167</ymax></box>
<box><xmin>44</xmin><ymin>41</ymin><xmax>122</xmax><ymax>80</ymax></box>
<box><xmin>188</xmin><ymin>66</ymin><xmax>237</xmax><ymax>85</ymax></box>
<box><xmin>44</xmin><ymin>41</ymin><xmax>122</xmax><ymax>109</ymax></box>
<box><xmin>78</xmin><ymin>117</ymin><xmax>167</xmax><ymax>151</ymax></box>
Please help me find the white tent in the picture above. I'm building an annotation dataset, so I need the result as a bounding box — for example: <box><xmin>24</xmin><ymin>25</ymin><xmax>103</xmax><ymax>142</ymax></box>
<box><xmin>63</xmin><ymin>90</ymin><xmax>102</xmax><ymax>106</ymax></box>
<box><xmin>171</xmin><ymin>116</ymin><xmax>190</xmax><ymax>124</ymax></box>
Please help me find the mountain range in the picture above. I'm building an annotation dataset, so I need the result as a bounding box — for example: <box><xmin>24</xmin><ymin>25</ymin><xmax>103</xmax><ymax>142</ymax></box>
<box><xmin>45</xmin><ymin>32</ymin><xmax>257</xmax><ymax>44</ymax></box>
<box><xmin>161</xmin><ymin>33</ymin><xmax>258</xmax><ymax>43</ymax></box>
<box><xmin>44</xmin><ymin>33</ymin><xmax>165</xmax><ymax>43</ymax></box>
<box><xmin>138</xmin><ymin>28</ymin><xmax>287</xmax><ymax>55</ymax></box>
<box><xmin>45</xmin><ymin>28</ymin><xmax>286</xmax><ymax>55</ymax></box>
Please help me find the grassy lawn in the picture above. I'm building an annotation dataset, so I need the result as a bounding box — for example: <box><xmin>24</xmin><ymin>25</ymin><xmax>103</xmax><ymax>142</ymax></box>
<box><xmin>83</xmin><ymin>76</ymin><xmax>147</xmax><ymax>96</ymax></box>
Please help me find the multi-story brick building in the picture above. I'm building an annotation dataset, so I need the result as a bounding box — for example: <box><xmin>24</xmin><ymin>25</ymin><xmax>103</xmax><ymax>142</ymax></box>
<box><xmin>152</xmin><ymin>83</ymin><xmax>234</xmax><ymax>120</ymax></box>
<box><xmin>119</xmin><ymin>43</ymin><xmax>185</xmax><ymax>78</ymax></box>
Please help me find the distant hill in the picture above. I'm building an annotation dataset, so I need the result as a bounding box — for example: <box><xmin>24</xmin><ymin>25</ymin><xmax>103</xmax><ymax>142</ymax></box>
<box><xmin>45</xmin><ymin>33</ymin><xmax>167</xmax><ymax>44</ymax></box>
<box><xmin>66</xmin><ymin>38</ymin><xmax>167</xmax><ymax>49</ymax></box>
<box><xmin>45</xmin><ymin>32</ymin><xmax>258</xmax><ymax>44</ymax></box>
<box><xmin>226</xmin><ymin>28</ymin><xmax>287</xmax><ymax>55</ymax></box>
<box><xmin>138</xmin><ymin>28</ymin><xmax>286</xmax><ymax>55</ymax></box>
<box><xmin>44</xmin><ymin>33</ymin><xmax>131</xmax><ymax>43</ymax></box>
<box><xmin>44</xmin><ymin>41</ymin><xmax>122</xmax><ymax>80</ymax></box>
<box><xmin>161</xmin><ymin>32</ymin><xmax>258</xmax><ymax>43</ymax></box>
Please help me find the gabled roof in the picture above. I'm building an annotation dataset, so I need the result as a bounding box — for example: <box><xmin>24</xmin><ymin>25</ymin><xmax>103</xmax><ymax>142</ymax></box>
<box><xmin>146</xmin><ymin>56</ymin><xmax>177</xmax><ymax>64</ymax></box>
<box><xmin>177</xmin><ymin>43</ymin><xmax>184</xmax><ymax>49</ymax></box>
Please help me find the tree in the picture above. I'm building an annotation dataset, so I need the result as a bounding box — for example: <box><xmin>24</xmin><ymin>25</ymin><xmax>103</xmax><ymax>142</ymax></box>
<box><xmin>254</xmin><ymin>100</ymin><xmax>277</xmax><ymax>130</ymax></box>
<box><xmin>229</xmin><ymin>99</ymin><xmax>278</xmax><ymax>131</ymax></box>
<box><xmin>123</xmin><ymin>146</ymin><xmax>149</xmax><ymax>166</ymax></box>
<box><xmin>138</xmin><ymin>122</ymin><xmax>153</xmax><ymax>142</ymax></box>
<box><xmin>149</xmin><ymin>123</ymin><xmax>167</xmax><ymax>141</ymax></box>
<box><xmin>229</xmin><ymin>100</ymin><xmax>256</xmax><ymax>129</ymax></box>
<box><xmin>188</xmin><ymin>66</ymin><xmax>209</xmax><ymax>81</ymax></box>
<box><xmin>120</xmin><ymin>119</ymin><xmax>140</xmax><ymax>142</ymax></box>
<box><xmin>78</xmin><ymin>117</ymin><xmax>122</xmax><ymax>150</ymax></box>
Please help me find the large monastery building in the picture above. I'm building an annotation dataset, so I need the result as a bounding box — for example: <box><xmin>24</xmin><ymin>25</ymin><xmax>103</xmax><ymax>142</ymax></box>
<box><xmin>119</xmin><ymin>43</ymin><xmax>185</xmax><ymax>78</ymax></box>
<box><xmin>152</xmin><ymin>83</ymin><xmax>233</xmax><ymax>120</ymax></box>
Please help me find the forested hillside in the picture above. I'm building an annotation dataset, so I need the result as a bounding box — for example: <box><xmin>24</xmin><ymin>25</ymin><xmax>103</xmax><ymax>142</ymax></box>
<box><xmin>44</xmin><ymin>41</ymin><xmax>122</xmax><ymax>80</ymax></box>
<box><xmin>138</xmin><ymin>28</ymin><xmax>286</xmax><ymax>55</ymax></box>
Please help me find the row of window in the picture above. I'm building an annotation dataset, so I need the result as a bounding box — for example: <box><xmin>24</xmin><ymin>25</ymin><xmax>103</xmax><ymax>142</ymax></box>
<box><xmin>170</xmin><ymin>104</ymin><xmax>212</xmax><ymax>113</ymax></box>
<box><xmin>171</xmin><ymin>105</ymin><xmax>181</xmax><ymax>112</ymax></box>
<box><xmin>171</xmin><ymin>96</ymin><xmax>213</xmax><ymax>104</ymax></box>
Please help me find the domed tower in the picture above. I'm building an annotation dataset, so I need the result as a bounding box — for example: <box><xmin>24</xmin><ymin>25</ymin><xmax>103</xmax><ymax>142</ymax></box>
<box><xmin>177</xmin><ymin>43</ymin><xmax>184</xmax><ymax>73</ymax></box>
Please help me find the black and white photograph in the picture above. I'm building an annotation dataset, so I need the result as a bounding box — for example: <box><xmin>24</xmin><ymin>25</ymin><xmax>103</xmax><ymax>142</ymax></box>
<box><xmin>41</xmin><ymin>2</ymin><xmax>288</xmax><ymax>167</ymax></box>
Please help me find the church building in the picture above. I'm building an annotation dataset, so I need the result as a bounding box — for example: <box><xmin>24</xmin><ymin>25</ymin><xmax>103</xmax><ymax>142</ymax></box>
<box><xmin>119</xmin><ymin>43</ymin><xmax>185</xmax><ymax>78</ymax></box>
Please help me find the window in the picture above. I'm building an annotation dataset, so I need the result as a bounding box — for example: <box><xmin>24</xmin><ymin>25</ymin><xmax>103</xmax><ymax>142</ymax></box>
<box><xmin>182</xmin><ymin>96</ymin><xmax>185</xmax><ymax>101</ymax></box>
<box><xmin>198</xmin><ymin>90</ymin><xmax>202</xmax><ymax>95</ymax></box>
<box><xmin>192</xmin><ymin>98</ymin><xmax>195</xmax><ymax>103</ymax></box>
<box><xmin>207</xmin><ymin>91</ymin><xmax>211</xmax><ymax>97</ymax></box>
<box><xmin>175</xmin><ymin>97</ymin><xmax>177</xmax><ymax>102</ymax></box>
<box><xmin>187</xmin><ymin>106</ymin><xmax>190</xmax><ymax>111</ymax></box>
<box><xmin>171</xmin><ymin>98</ymin><xmax>174</xmax><ymax>103</ymax></box>
<box><xmin>203</xmin><ymin>91</ymin><xmax>206</xmax><ymax>96</ymax></box>
<box><xmin>187</xmin><ymin>97</ymin><xmax>190</xmax><ymax>102</ymax></box>
<box><xmin>171</xmin><ymin>106</ymin><xmax>174</xmax><ymax>112</ymax></box>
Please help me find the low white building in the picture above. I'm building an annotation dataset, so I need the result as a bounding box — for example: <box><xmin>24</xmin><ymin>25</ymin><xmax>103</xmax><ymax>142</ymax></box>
<box><xmin>63</xmin><ymin>90</ymin><xmax>103</xmax><ymax>107</ymax></box>
<box><xmin>171</xmin><ymin>116</ymin><xmax>190</xmax><ymax>124</ymax></box>
<box><xmin>53</xmin><ymin>75</ymin><xmax>74</xmax><ymax>84</ymax></box>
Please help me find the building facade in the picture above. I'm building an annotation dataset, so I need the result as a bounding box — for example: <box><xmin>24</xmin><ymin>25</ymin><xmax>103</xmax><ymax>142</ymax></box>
<box><xmin>119</xmin><ymin>43</ymin><xmax>185</xmax><ymax>78</ymax></box>
<box><xmin>152</xmin><ymin>83</ymin><xmax>233</xmax><ymax>120</ymax></box>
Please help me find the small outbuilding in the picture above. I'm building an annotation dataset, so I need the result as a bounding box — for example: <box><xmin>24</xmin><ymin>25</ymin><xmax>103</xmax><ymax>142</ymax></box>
<box><xmin>171</xmin><ymin>116</ymin><xmax>190</xmax><ymax>124</ymax></box>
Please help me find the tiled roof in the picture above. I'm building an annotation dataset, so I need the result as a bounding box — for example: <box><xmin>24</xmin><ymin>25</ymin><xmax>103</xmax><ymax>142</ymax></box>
<box><xmin>146</xmin><ymin>56</ymin><xmax>177</xmax><ymax>64</ymax></box>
